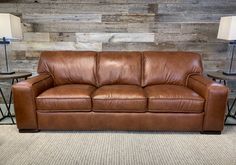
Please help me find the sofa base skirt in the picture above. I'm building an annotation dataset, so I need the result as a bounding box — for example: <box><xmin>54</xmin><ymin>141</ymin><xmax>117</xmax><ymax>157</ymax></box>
<box><xmin>36</xmin><ymin>112</ymin><xmax>204</xmax><ymax>132</ymax></box>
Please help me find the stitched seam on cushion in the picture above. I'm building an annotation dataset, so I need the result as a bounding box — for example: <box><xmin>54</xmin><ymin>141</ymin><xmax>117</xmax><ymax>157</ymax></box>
<box><xmin>149</xmin><ymin>110</ymin><xmax>203</xmax><ymax>113</ymax></box>
<box><xmin>95</xmin><ymin>52</ymin><xmax>99</xmax><ymax>87</ymax></box>
<box><xmin>185</xmin><ymin>53</ymin><xmax>204</xmax><ymax>86</ymax></box>
<box><xmin>19</xmin><ymin>75</ymin><xmax>51</xmax><ymax>87</ymax></box>
<box><xmin>141</xmin><ymin>52</ymin><xmax>144</xmax><ymax>87</ymax></box>
<box><xmin>149</xmin><ymin>98</ymin><xmax>204</xmax><ymax>101</ymax></box>
<box><xmin>93</xmin><ymin>98</ymin><xmax>146</xmax><ymax>100</ymax></box>
<box><xmin>37</xmin><ymin>97</ymin><xmax>91</xmax><ymax>99</ymax></box>
<box><xmin>31</xmin><ymin>88</ymin><xmax>38</xmax><ymax>127</ymax></box>
<box><xmin>33</xmin><ymin>76</ymin><xmax>52</xmax><ymax>86</ymax></box>
<box><xmin>93</xmin><ymin>110</ymin><xmax>145</xmax><ymax>112</ymax></box>
<box><xmin>37</xmin><ymin>110</ymin><xmax>91</xmax><ymax>112</ymax></box>
<box><xmin>186</xmin><ymin>73</ymin><xmax>201</xmax><ymax>86</ymax></box>
<box><xmin>190</xmin><ymin>76</ymin><xmax>210</xmax><ymax>86</ymax></box>
<box><xmin>184</xmin><ymin>72</ymin><xmax>197</xmax><ymax>86</ymax></box>
<box><xmin>203</xmin><ymin>85</ymin><xmax>210</xmax><ymax>130</ymax></box>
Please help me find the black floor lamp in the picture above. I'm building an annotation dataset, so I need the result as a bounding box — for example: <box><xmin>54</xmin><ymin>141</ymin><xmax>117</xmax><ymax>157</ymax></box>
<box><xmin>0</xmin><ymin>13</ymin><xmax>22</xmax><ymax>75</ymax></box>
<box><xmin>217</xmin><ymin>16</ymin><xmax>236</xmax><ymax>75</ymax></box>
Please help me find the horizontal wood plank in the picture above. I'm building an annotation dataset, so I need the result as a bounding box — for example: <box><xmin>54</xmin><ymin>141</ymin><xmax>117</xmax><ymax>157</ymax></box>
<box><xmin>11</xmin><ymin>42</ymin><xmax>102</xmax><ymax>51</ymax></box>
<box><xmin>49</xmin><ymin>33</ymin><xmax>76</xmax><ymax>42</ymax></box>
<box><xmin>76</xmin><ymin>33</ymin><xmax>155</xmax><ymax>43</ymax></box>
<box><xmin>16</xmin><ymin>0</ymin><xmax>199</xmax><ymax>4</ymax></box>
<box><xmin>102</xmin><ymin>14</ymin><xmax>155</xmax><ymax>23</ymax></box>
<box><xmin>23</xmin><ymin>33</ymin><xmax>50</xmax><ymax>42</ymax></box>
<box><xmin>33</xmin><ymin>23</ymin><xmax>128</xmax><ymax>32</ymax></box>
<box><xmin>23</xmin><ymin>13</ymin><xmax>102</xmax><ymax>23</ymax></box>
<box><xmin>158</xmin><ymin>3</ymin><xmax>236</xmax><ymax>14</ymax></box>
<box><xmin>16</xmin><ymin>3</ymin><xmax>155</xmax><ymax>14</ymax></box>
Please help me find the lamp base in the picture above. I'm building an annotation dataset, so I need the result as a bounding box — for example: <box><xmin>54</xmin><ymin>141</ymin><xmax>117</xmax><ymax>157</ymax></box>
<box><xmin>0</xmin><ymin>71</ymin><xmax>15</xmax><ymax>75</ymax></box>
<box><xmin>223</xmin><ymin>71</ymin><xmax>236</xmax><ymax>76</ymax></box>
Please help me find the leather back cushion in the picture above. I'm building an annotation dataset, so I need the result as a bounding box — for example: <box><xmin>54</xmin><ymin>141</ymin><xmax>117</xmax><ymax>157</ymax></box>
<box><xmin>38</xmin><ymin>51</ymin><xmax>97</xmax><ymax>86</ymax></box>
<box><xmin>143</xmin><ymin>52</ymin><xmax>203</xmax><ymax>86</ymax></box>
<box><xmin>97</xmin><ymin>52</ymin><xmax>142</xmax><ymax>86</ymax></box>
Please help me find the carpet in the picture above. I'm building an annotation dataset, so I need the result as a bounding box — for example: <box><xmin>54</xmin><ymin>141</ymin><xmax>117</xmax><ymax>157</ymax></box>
<box><xmin>0</xmin><ymin>126</ymin><xmax>236</xmax><ymax>165</ymax></box>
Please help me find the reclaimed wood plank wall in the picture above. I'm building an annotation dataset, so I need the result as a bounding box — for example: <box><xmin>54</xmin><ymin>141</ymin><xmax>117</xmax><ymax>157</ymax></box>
<box><xmin>1</xmin><ymin>0</ymin><xmax>236</xmax><ymax>74</ymax></box>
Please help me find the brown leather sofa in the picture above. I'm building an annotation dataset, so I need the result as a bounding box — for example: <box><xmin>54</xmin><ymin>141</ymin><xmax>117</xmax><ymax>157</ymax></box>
<box><xmin>12</xmin><ymin>51</ymin><xmax>228</xmax><ymax>134</ymax></box>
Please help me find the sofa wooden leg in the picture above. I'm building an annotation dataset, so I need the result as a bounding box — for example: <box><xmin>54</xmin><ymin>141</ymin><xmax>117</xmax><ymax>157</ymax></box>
<box><xmin>19</xmin><ymin>129</ymin><xmax>40</xmax><ymax>133</ymax></box>
<box><xmin>200</xmin><ymin>131</ymin><xmax>221</xmax><ymax>135</ymax></box>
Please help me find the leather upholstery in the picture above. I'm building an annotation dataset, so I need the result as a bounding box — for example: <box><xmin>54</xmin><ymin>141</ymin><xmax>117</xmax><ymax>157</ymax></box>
<box><xmin>92</xmin><ymin>85</ymin><xmax>146</xmax><ymax>112</ymax></box>
<box><xmin>36</xmin><ymin>84</ymin><xmax>96</xmax><ymax>111</ymax></box>
<box><xmin>143</xmin><ymin>52</ymin><xmax>203</xmax><ymax>86</ymax></box>
<box><xmin>37</xmin><ymin>112</ymin><xmax>204</xmax><ymax>131</ymax></box>
<box><xmin>97</xmin><ymin>52</ymin><xmax>142</xmax><ymax>86</ymax></box>
<box><xmin>12</xmin><ymin>74</ymin><xmax>53</xmax><ymax>130</ymax></box>
<box><xmin>38</xmin><ymin>51</ymin><xmax>97</xmax><ymax>86</ymax></box>
<box><xmin>12</xmin><ymin>51</ymin><xmax>228</xmax><ymax>133</ymax></box>
<box><xmin>187</xmin><ymin>75</ymin><xmax>228</xmax><ymax>131</ymax></box>
<box><xmin>145</xmin><ymin>85</ymin><xmax>204</xmax><ymax>113</ymax></box>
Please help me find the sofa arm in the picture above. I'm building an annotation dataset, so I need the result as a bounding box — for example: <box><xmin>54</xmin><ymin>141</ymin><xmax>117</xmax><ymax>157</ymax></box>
<box><xmin>187</xmin><ymin>75</ymin><xmax>228</xmax><ymax>131</ymax></box>
<box><xmin>12</xmin><ymin>74</ymin><xmax>53</xmax><ymax>131</ymax></box>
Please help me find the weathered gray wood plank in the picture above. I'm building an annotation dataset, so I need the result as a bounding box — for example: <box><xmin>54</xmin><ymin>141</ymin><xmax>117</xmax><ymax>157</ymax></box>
<box><xmin>16</xmin><ymin>3</ymin><xmax>156</xmax><ymax>14</ymax></box>
<box><xmin>158</xmin><ymin>3</ymin><xmax>236</xmax><ymax>14</ymax></box>
<box><xmin>158</xmin><ymin>13</ymin><xmax>232</xmax><ymax>23</ymax></box>
<box><xmin>22</xmin><ymin>23</ymin><xmax>34</xmax><ymax>32</ymax></box>
<box><xmin>155</xmin><ymin>33</ymin><xmax>208</xmax><ymax>42</ymax></box>
<box><xmin>23</xmin><ymin>32</ymin><xmax>50</xmax><ymax>42</ymax></box>
<box><xmin>11</xmin><ymin>42</ymin><xmax>102</xmax><ymax>51</ymax></box>
<box><xmin>76</xmin><ymin>33</ymin><xmax>154</xmax><ymax>43</ymax></box>
<box><xmin>102</xmin><ymin>14</ymin><xmax>155</xmax><ymax>23</ymax></box>
<box><xmin>25</xmin><ymin>51</ymin><xmax>41</xmax><ymax>58</ymax></box>
<box><xmin>17</xmin><ymin>3</ymin><xmax>128</xmax><ymax>14</ymax></box>
<box><xmin>180</xmin><ymin>23</ymin><xmax>221</xmax><ymax>42</ymax></box>
<box><xmin>23</xmin><ymin>13</ymin><xmax>102</xmax><ymax>23</ymax></box>
<box><xmin>127</xmin><ymin>23</ymin><xmax>150</xmax><ymax>32</ymax></box>
<box><xmin>16</xmin><ymin>3</ymin><xmax>157</xmax><ymax>14</ymax></box>
<box><xmin>11</xmin><ymin>59</ymin><xmax>38</xmax><ymax>73</ymax></box>
<box><xmin>149</xmin><ymin>23</ymin><xmax>181</xmax><ymax>33</ymax></box>
<box><xmin>33</xmin><ymin>23</ymin><xmax>128</xmax><ymax>32</ymax></box>
<box><xmin>16</xmin><ymin>0</ymin><xmax>198</xmax><ymax>4</ymax></box>
<box><xmin>102</xmin><ymin>42</ymin><xmax>178</xmax><ymax>51</ymax></box>
<box><xmin>0</xmin><ymin>3</ymin><xmax>18</xmax><ymax>13</ymax></box>
<box><xmin>49</xmin><ymin>33</ymin><xmax>76</xmax><ymax>42</ymax></box>
<box><xmin>203</xmin><ymin>60</ymin><xmax>225</xmax><ymax>72</ymax></box>
<box><xmin>203</xmin><ymin>43</ymin><xmax>228</xmax><ymax>55</ymax></box>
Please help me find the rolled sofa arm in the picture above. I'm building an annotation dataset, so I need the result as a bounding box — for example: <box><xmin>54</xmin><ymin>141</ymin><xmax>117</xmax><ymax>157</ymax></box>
<box><xmin>12</xmin><ymin>74</ymin><xmax>53</xmax><ymax>131</ymax></box>
<box><xmin>187</xmin><ymin>75</ymin><xmax>228</xmax><ymax>132</ymax></box>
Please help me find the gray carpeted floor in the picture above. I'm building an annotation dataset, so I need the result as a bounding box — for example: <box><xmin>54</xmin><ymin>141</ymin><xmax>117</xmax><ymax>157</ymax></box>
<box><xmin>0</xmin><ymin>126</ymin><xmax>235</xmax><ymax>165</ymax></box>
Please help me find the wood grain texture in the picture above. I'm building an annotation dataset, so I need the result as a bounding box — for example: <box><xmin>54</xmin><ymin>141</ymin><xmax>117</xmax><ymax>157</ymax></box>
<box><xmin>49</xmin><ymin>33</ymin><xmax>76</xmax><ymax>42</ymax></box>
<box><xmin>16</xmin><ymin>0</ymin><xmax>198</xmax><ymax>3</ymax></box>
<box><xmin>23</xmin><ymin>14</ymin><xmax>102</xmax><ymax>23</ymax></box>
<box><xmin>11</xmin><ymin>42</ymin><xmax>102</xmax><ymax>51</ymax></box>
<box><xmin>0</xmin><ymin>0</ymin><xmax>235</xmax><ymax>73</ymax></box>
<box><xmin>33</xmin><ymin>23</ymin><xmax>128</xmax><ymax>32</ymax></box>
<box><xmin>76</xmin><ymin>33</ymin><xmax>154</xmax><ymax>43</ymax></box>
<box><xmin>102</xmin><ymin>14</ymin><xmax>155</xmax><ymax>23</ymax></box>
<box><xmin>23</xmin><ymin>33</ymin><xmax>50</xmax><ymax>42</ymax></box>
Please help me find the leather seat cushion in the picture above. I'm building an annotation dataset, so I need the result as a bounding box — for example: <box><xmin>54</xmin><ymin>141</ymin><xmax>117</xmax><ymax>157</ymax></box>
<box><xmin>92</xmin><ymin>85</ymin><xmax>147</xmax><ymax>112</ymax></box>
<box><xmin>36</xmin><ymin>84</ymin><xmax>96</xmax><ymax>111</ymax></box>
<box><xmin>145</xmin><ymin>85</ymin><xmax>204</xmax><ymax>113</ymax></box>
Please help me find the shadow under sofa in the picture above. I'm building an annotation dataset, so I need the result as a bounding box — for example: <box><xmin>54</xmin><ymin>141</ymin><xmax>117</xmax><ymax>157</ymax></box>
<box><xmin>12</xmin><ymin>51</ymin><xmax>228</xmax><ymax>134</ymax></box>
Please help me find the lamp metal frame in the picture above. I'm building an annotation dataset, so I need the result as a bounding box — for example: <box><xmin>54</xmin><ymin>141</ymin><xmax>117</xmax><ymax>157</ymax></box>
<box><xmin>0</xmin><ymin>37</ymin><xmax>15</xmax><ymax>75</ymax></box>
